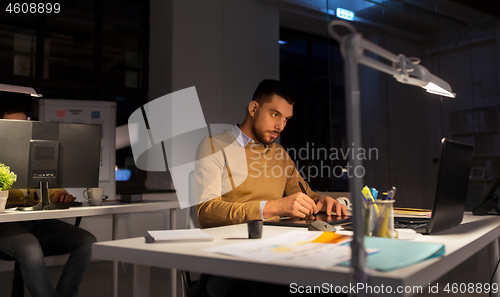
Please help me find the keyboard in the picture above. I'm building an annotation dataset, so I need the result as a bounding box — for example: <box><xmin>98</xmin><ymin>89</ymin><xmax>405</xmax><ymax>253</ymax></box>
<box><xmin>52</xmin><ymin>201</ymin><xmax>83</xmax><ymax>209</ymax></box>
<box><xmin>394</xmin><ymin>221</ymin><xmax>429</xmax><ymax>230</ymax></box>
<box><xmin>394</xmin><ymin>218</ymin><xmax>431</xmax><ymax>234</ymax></box>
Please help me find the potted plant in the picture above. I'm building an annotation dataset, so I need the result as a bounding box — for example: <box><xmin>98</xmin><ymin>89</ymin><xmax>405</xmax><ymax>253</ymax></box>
<box><xmin>0</xmin><ymin>163</ymin><xmax>17</xmax><ymax>212</ymax></box>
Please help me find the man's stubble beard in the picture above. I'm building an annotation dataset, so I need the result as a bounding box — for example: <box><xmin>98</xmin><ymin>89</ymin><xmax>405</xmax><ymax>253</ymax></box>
<box><xmin>252</xmin><ymin>125</ymin><xmax>279</xmax><ymax>146</ymax></box>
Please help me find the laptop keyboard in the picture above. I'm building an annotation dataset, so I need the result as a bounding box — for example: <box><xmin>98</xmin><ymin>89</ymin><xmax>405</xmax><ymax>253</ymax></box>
<box><xmin>394</xmin><ymin>221</ymin><xmax>429</xmax><ymax>230</ymax></box>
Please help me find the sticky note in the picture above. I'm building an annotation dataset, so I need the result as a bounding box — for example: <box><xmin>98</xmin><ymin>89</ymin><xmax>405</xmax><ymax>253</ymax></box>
<box><xmin>91</xmin><ymin>111</ymin><xmax>100</xmax><ymax>119</ymax></box>
<box><xmin>56</xmin><ymin>109</ymin><xmax>66</xmax><ymax>118</ymax></box>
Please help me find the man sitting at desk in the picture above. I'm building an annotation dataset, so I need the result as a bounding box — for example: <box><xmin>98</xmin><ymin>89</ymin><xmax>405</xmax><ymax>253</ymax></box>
<box><xmin>0</xmin><ymin>106</ymin><xmax>96</xmax><ymax>297</ymax></box>
<box><xmin>194</xmin><ymin>80</ymin><xmax>348</xmax><ymax>296</ymax></box>
<box><xmin>196</xmin><ymin>79</ymin><xmax>347</xmax><ymax>226</ymax></box>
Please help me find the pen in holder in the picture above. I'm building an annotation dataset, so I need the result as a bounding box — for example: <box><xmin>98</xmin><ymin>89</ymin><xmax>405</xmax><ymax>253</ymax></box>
<box><xmin>364</xmin><ymin>200</ymin><xmax>395</xmax><ymax>238</ymax></box>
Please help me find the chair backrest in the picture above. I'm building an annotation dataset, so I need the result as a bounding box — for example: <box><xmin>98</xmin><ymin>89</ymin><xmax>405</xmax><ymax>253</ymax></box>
<box><xmin>186</xmin><ymin>171</ymin><xmax>199</xmax><ymax>229</ymax></box>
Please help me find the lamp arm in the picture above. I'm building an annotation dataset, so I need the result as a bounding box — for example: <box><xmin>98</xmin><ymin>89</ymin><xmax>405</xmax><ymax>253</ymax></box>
<box><xmin>359</xmin><ymin>38</ymin><xmax>399</xmax><ymax>63</ymax></box>
<box><xmin>356</xmin><ymin>37</ymin><xmax>422</xmax><ymax>84</ymax></box>
<box><xmin>330</xmin><ymin>21</ymin><xmax>413</xmax><ymax>83</ymax></box>
<box><xmin>331</xmin><ymin>21</ymin><xmax>455</xmax><ymax>97</ymax></box>
<box><xmin>358</xmin><ymin>55</ymin><xmax>401</xmax><ymax>77</ymax></box>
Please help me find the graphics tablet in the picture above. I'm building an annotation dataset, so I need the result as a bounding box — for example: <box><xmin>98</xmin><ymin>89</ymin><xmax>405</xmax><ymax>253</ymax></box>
<box><xmin>264</xmin><ymin>213</ymin><xmax>351</xmax><ymax>228</ymax></box>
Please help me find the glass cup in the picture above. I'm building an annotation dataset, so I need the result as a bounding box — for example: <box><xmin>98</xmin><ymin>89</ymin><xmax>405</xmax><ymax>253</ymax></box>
<box><xmin>364</xmin><ymin>200</ymin><xmax>395</xmax><ymax>238</ymax></box>
<box><xmin>247</xmin><ymin>220</ymin><xmax>263</xmax><ymax>239</ymax></box>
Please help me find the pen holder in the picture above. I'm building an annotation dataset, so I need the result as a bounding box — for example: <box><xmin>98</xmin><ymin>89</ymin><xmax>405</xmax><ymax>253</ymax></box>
<box><xmin>364</xmin><ymin>200</ymin><xmax>395</xmax><ymax>238</ymax></box>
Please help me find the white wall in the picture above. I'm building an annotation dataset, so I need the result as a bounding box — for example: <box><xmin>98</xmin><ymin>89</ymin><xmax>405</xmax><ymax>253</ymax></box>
<box><xmin>146</xmin><ymin>0</ymin><xmax>280</xmax><ymax>190</ymax></box>
<box><xmin>171</xmin><ymin>0</ymin><xmax>280</xmax><ymax>126</ymax></box>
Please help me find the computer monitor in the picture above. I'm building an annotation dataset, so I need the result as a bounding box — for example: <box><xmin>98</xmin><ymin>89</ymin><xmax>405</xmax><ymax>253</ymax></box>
<box><xmin>0</xmin><ymin>119</ymin><xmax>101</xmax><ymax>193</ymax></box>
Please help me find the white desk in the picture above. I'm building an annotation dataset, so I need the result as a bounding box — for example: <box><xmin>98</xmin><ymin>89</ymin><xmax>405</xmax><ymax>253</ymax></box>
<box><xmin>0</xmin><ymin>200</ymin><xmax>179</xmax><ymax>223</ymax></box>
<box><xmin>92</xmin><ymin>213</ymin><xmax>500</xmax><ymax>297</ymax></box>
<box><xmin>0</xmin><ymin>194</ymin><xmax>180</xmax><ymax>297</ymax></box>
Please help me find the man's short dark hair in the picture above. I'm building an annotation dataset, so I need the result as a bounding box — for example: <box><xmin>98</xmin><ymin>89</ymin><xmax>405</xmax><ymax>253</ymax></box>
<box><xmin>252</xmin><ymin>79</ymin><xmax>295</xmax><ymax>106</ymax></box>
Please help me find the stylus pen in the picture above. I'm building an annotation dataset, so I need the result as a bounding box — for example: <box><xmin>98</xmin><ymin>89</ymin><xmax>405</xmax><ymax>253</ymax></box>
<box><xmin>299</xmin><ymin>181</ymin><xmax>315</xmax><ymax>219</ymax></box>
<box><xmin>385</xmin><ymin>186</ymin><xmax>397</xmax><ymax>200</ymax></box>
<box><xmin>389</xmin><ymin>187</ymin><xmax>397</xmax><ymax>200</ymax></box>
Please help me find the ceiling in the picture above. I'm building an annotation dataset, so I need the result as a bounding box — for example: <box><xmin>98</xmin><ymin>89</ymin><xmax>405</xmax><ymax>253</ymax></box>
<box><xmin>278</xmin><ymin>0</ymin><xmax>499</xmax><ymax>44</ymax></box>
<box><xmin>447</xmin><ymin>0</ymin><xmax>500</xmax><ymax>19</ymax></box>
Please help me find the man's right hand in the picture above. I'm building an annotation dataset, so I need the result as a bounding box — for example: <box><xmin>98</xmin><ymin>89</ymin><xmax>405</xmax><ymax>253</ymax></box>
<box><xmin>51</xmin><ymin>191</ymin><xmax>77</xmax><ymax>203</ymax></box>
<box><xmin>262</xmin><ymin>192</ymin><xmax>317</xmax><ymax>219</ymax></box>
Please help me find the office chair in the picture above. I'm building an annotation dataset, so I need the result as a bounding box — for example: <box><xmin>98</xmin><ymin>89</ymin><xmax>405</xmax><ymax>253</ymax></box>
<box><xmin>0</xmin><ymin>254</ymin><xmax>24</xmax><ymax>297</ymax></box>
<box><xmin>0</xmin><ymin>216</ymin><xmax>82</xmax><ymax>297</ymax></box>
<box><xmin>181</xmin><ymin>271</ymin><xmax>211</xmax><ymax>297</ymax></box>
<box><xmin>181</xmin><ymin>171</ymin><xmax>210</xmax><ymax>297</ymax></box>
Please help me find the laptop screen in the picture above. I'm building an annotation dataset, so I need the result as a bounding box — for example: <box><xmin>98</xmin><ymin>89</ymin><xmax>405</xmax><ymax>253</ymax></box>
<box><xmin>428</xmin><ymin>138</ymin><xmax>473</xmax><ymax>234</ymax></box>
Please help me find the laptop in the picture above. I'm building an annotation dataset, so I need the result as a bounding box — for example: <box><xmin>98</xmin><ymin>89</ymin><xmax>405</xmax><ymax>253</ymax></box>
<box><xmin>395</xmin><ymin>138</ymin><xmax>473</xmax><ymax>235</ymax></box>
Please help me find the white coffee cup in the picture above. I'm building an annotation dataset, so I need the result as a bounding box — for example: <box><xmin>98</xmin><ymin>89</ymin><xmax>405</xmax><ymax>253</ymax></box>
<box><xmin>83</xmin><ymin>187</ymin><xmax>105</xmax><ymax>206</ymax></box>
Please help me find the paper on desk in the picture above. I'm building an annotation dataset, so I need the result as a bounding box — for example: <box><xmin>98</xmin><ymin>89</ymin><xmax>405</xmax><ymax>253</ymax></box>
<box><xmin>394</xmin><ymin>207</ymin><xmax>432</xmax><ymax>218</ymax></box>
<box><xmin>204</xmin><ymin>231</ymin><xmax>373</xmax><ymax>269</ymax></box>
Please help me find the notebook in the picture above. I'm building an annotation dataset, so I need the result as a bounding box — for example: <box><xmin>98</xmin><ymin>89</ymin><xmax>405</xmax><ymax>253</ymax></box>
<box><xmin>340</xmin><ymin>236</ymin><xmax>445</xmax><ymax>272</ymax></box>
<box><xmin>145</xmin><ymin>229</ymin><xmax>215</xmax><ymax>243</ymax></box>
<box><xmin>395</xmin><ymin>138</ymin><xmax>473</xmax><ymax>235</ymax></box>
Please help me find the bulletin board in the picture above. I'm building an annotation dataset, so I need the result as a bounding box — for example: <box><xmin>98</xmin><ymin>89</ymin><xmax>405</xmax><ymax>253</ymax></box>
<box><xmin>38</xmin><ymin>99</ymin><xmax>117</xmax><ymax>198</ymax></box>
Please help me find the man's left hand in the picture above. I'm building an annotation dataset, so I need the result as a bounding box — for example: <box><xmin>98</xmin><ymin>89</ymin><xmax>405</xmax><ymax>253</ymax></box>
<box><xmin>315</xmin><ymin>196</ymin><xmax>348</xmax><ymax>217</ymax></box>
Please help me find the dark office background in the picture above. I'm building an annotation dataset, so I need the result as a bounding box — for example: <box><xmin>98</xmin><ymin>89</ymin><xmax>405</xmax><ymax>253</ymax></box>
<box><xmin>0</xmin><ymin>0</ymin><xmax>149</xmax><ymax>191</ymax></box>
<box><xmin>1</xmin><ymin>0</ymin><xmax>499</xmax><ymax>209</ymax></box>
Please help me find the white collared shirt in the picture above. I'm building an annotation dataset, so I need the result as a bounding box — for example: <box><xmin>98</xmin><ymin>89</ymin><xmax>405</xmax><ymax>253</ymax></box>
<box><xmin>230</xmin><ymin>124</ymin><xmax>255</xmax><ymax>147</ymax></box>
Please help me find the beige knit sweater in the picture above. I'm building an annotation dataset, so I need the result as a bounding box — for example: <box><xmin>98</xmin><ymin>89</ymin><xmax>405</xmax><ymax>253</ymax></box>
<box><xmin>196</xmin><ymin>130</ymin><xmax>319</xmax><ymax>228</ymax></box>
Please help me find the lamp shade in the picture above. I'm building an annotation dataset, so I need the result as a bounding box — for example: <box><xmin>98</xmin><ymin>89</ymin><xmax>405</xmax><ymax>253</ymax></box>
<box><xmin>395</xmin><ymin>64</ymin><xmax>455</xmax><ymax>98</ymax></box>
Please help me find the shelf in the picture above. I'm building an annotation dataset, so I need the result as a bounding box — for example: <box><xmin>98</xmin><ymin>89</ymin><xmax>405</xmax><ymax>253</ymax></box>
<box><xmin>469</xmin><ymin>179</ymin><xmax>496</xmax><ymax>184</ymax></box>
<box><xmin>451</xmin><ymin>106</ymin><xmax>499</xmax><ymax>138</ymax></box>
<box><xmin>452</xmin><ymin>130</ymin><xmax>498</xmax><ymax>137</ymax></box>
